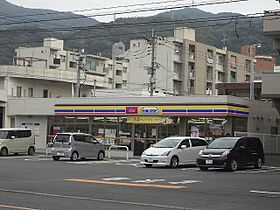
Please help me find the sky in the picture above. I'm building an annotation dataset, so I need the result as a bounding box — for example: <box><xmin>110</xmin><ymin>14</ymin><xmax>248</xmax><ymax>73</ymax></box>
<box><xmin>7</xmin><ymin>0</ymin><xmax>280</xmax><ymax>22</ymax></box>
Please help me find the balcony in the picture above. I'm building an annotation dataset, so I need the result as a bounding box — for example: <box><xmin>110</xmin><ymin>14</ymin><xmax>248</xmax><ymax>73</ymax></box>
<box><xmin>0</xmin><ymin>65</ymin><xmax>111</xmax><ymax>89</ymax></box>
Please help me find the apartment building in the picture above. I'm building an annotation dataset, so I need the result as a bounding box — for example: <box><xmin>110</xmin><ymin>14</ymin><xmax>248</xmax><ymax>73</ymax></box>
<box><xmin>127</xmin><ymin>28</ymin><xmax>251</xmax><ymax>96</ymax></box>
<box><xmin>262</xmin><ymin>10</ymin><xmax>280</xmax><ymax>113</ymax></box>
<box><xmin>241</xmin><ymin>44</ymin><xmax>276</xmax><ymax>80</ymax></box>
<box><xmin>0</xmin><ymin>38</ymin><xmax>129</xmax><ymax>128</ymax></box>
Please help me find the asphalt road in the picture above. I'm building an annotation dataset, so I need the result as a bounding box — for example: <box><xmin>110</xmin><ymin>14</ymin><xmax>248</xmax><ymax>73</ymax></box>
<box><xmin>0</xmin><ymin>155</ymin><xmax>279</xmax><ymax>210</ymax></box>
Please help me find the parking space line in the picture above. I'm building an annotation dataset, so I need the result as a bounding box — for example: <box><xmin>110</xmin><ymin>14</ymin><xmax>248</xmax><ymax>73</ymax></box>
<box><xmin>0</xmin><ymin>204</ymin><xmax>39</xmax><ymax>210</ymax></box>
<box><xmin>65</xmin><ymin>179</ymin><xmax>185</xmax><ymax>189</ymax></box>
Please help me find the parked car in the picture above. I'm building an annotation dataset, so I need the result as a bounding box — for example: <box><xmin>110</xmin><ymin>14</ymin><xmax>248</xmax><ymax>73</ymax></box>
<box><xmin>140</xmin><ymin>136</ymin><xmax>208</xmax><ymax>168</ymax></box>
<box><xmin>196</xmin><ymin>136</ymin><xmax>265</xmax><ymax>171</ymax></box>
<box><xmin>0</xmin><ymin>128</ymin><xmax>35</xmax><ymax>156</ymax></box>
<box><xmin>51</xmin><ymin>133</ymin><xmax>105</xmax><ymax>161</ymax></box>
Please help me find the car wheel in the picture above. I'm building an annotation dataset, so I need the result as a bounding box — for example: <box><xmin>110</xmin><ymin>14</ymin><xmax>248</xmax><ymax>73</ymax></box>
<box><xmin>0</xmin><ymin>147</ymin><xmax>8</xmax><ymax>156</ymax></box>
<box><xmin>254</xmin><ymin>157</ymin><xmax>263</xmax><ymax>169</ymax></box>
<box><xmin>28</xmin><ymin>146</ymin><xmax>35</xmax><ymax>155</ymax></box>
<box><xmin>144</xmin><ymin>164</ymin><xmax>153</xmax><ymax>168</ymax></box>
<box><xmin>170</xmin><ymin>156</ymin><xmax>179</xmax><ymax>168</ymax></box>
<box><xmin>52</xmin><ymin>156</ymin><xmax>60</xmax><ymax>161</ymax></box>
<box><xmin>70</xmin><ymin>152</ymin><xmax>79</xmax><ymax>161</ymax></box>
<box><xmin>97</xmin><ymin>151</ymin><xmax>105</xmax><ymax>160</ymax></box>
<box><xmin>199</xmin><ymin>167</ymin><xmax>208</xmax><ymax>171</ymax></box>
<box><xmin>228</xmin><ymin>159</ymin><xmax>238</xmax><ymax>171</ymax></box>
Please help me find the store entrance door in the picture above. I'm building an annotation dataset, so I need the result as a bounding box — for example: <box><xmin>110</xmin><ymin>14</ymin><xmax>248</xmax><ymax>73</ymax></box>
<box><xmin>133</xmin><ymin>124</ymin><xmax>163</xmax><ymax>156</ymax></box>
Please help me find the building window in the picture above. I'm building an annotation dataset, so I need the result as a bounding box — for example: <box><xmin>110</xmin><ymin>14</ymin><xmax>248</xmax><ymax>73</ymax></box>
<box><xmin>69</xmin><ymin>61</ymin><xmax>77</xmax><ymax>68</ymax></box>
<box><xmin>53</xmin><ymin>58</ymin><xmax>61</xmax><ymax>65</ymax></box>
<box><xmin>246</xmin><ymin>75</ymin><xmax>250</xmax><ymax>82</ymax></box>
<box><xmin>115</xmin><ymin>83</ymin><xmax>122</xmax><ymax>89</ymax></box>
<box><xmin>109</xmin><ymin>78</ymin><xmax>113</xmax><ymax>84</ymax></box>
<box><xmin>218</xmin><ymin>55</ymin><xmax>224</xmax><ymax>65</ymax></box>
<box><xmin>188</xmin><ymin>62</ymin><xmax>195</xmax><ymax>79</ymax></box>
<box><xmin>16</xmin><ymin>86</ymin><xmax>22</xmax><ymax>98</ymax></box>
<box><xmin>231</xmin><ymin>55</ymin><xmax>237</xmax><ymax>69</ymax></box>
<box><xmin>230</xmin><ymin>71</ymin><xmax>236</xmax><ymax>82</ymax></box>
<box><xmin>207</xmin><ymin>66</ymin><xmax>213</xmax><ymax>81</ymax></box>
<box><xmin>245</xmin><ymin>60</ymin><xmax>251</xmax><ymax>73</ymax></box>
<box><xmin>123</xmin><ymin>67</ymin><xmax>127</xmax><ymax>73</ymax></box>
<box><xmin>189</xmin><ymin>80</ymin><xmax>195</xmax><ymax>94</ymax></box>
<box><xmin>218</xmin><ymin>72</ymin><xmax>225</xmax><ymax>82</ymax></box>
<box><xmin>28</xmin><ymin>88</ymin><xmax>33</xmax><ymax>98</ymax></box>
<box><xmin>189</xmin><ymin>45</ymin><xmax>195</xmax><ymax>60</ymax></box>
<box><xmin>123</xmin><ymin>80</ymin><xmax>127</xmax><ymax>87</ymax></box>
<box><xmin>116</xmin><ymin>70</ymin><xmax>122</xmax><ymax>76</ymax></box>
<box><xmin>43</xmin><ymin>89</ymin><xmax>48</xmax><ymax>98</ymax></box>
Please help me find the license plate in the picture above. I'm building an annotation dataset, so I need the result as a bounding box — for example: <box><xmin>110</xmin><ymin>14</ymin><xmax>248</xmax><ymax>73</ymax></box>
<box><xmin>57</xmin><ymin>152</ymin><xmax>64</xmax><ymax>156</ymax></box>
<box><xmin>148</xmin><ymin>159</ymin><xmax>153</xmax><ymax>163</ymax></box>
<box><xmin>206</xmin><ymin>160</ymin><xmax>213</xmax><ymax>164</ymax></box>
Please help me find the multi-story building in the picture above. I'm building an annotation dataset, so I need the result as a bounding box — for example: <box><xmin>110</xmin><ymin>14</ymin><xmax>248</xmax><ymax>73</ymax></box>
<box><xmin>241</xmin><ymin>45</ymin><xmax>276</xmax><ymax>80</ymax></box>
<box><xmin>262</xmin><ymin>10</ymin><xmax>280</xmax><ymax>113</ymax></box>
<box><xmin>0</xmin><ymin>38</ymin><xmax>129</xmax><ymax>128</ymax></box>
<box><xmin>127</xmin><ymin>28</ymin><xmax>251</xmax><ymax>96</ymax></box>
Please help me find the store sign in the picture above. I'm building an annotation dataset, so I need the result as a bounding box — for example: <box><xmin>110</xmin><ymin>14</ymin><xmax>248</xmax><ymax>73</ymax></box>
<box><xmin>141</xmin><ymin>107</ymin><xmax>159</xmax><ymax>115</ymax></box>
<box><xmin>125</xmin><ymin>106</ymin><xmax>138</xmax><ymax>115</ymax></box>
<box><xmin>127</xmin><ymin>116</ymin><xmax>166</xmax><ymax>124</ymax></box>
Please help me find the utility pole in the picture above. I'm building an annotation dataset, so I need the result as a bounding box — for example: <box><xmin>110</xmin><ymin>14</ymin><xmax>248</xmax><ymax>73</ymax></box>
<box><xmin>75</xmin><ymin>49</ymin><xmax>84</xmax><ymax>97</ymax></box>
<box><xmin>150</xmin><ymin>29</ymin><xmax>156</xmax><ymax>96</ymax></box>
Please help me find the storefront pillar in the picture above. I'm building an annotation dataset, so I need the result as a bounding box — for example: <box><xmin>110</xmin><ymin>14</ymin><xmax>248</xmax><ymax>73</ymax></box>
<box><xmin>179</xmin><ymin>117</ymin><xmax>187</xmax><ymax>136</ymax></box>
<box><xmin>131</xmin><ymin>124</ymin><xmax>135</xmax><ymax>152</ymax></box>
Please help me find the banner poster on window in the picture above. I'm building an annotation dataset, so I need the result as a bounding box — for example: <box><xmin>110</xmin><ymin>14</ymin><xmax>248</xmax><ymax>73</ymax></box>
<box><xmin>209</xmin><ymin>124</ymin><xmax>224</xmax><ymax>137</ymax></box>
<box><xmin>21</xmin><ymin>123</ymin><xmax>40</xmax><ymax>136</ymax></box>
<box><xmin>191</xmin><ymin>126</ymin><xmax>200</xmax><ymax>137</ymax></box>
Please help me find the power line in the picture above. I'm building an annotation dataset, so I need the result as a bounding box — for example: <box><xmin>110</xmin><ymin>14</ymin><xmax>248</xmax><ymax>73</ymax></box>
<box><xmin>0</xmin><ymin>13</ymin><xmax>266</xmax><ymax>46</ymax></box>
<box><xmin>0</xmin><ymin>11</ymin><xmax>265</xmax><ymax>36</ymax></box>
<box><xmin>0</xmin><ymin>0</ymin><xmax>249</xmax><ymax>27</ymax></box>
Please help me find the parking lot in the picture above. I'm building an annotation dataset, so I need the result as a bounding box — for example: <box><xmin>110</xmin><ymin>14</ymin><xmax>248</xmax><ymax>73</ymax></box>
<box><xmin>0</xmin><ymin>154</ymin><xmax>280</xmax><ymax>210</ymax></box>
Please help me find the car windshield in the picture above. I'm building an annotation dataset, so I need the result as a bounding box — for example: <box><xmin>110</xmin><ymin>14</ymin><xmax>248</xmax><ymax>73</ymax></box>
<box><xmin>154</xmin><ymin>138</ymin><xmax>182</xmax><ymax>148</ymax></box>
<box><xmin>54</xmin><ymin>134</ymin><xmax>71</xmax><ymax>143</ymax></box>
<box><xmin>0</xmin><ymin>131</ymin><xmax>10</xmax><ymax>139</ymax></box>
<box><xmin>208</xmin><ymin>137</ymin><xmax>239</xmax><ymax>149</ymax></box>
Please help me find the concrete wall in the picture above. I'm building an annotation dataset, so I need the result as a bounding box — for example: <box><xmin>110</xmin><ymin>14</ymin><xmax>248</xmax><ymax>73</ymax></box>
<box><xmin>14</xmin><ymin>115</ymin><xmax>48</xmax><ymax>150</ymax></box>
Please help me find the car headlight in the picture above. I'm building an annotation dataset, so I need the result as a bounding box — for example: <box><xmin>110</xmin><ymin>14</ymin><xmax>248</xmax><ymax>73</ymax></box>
<box><xmin>142</xmin><ymin>151</ymin><xmax>146</xmax><ymax>156</ymax></box>
<box><xmin>0</xmin><ymin>141</ymin><xmax>3</xmax><ymax>145</ymax></box>
<box><xmin>221</xmin><ymin>150</ymin><xmax>230</xmax><ymax>158</ymax></box>
<box><xmin>198</xmin><ymin>150</ymin><xmax>203</xmax><ymax>157</ymax></box>
<box><xmin>160</xmin><ymin>151</ymin><xmax>171</xmax><ymax>156</ymax></box>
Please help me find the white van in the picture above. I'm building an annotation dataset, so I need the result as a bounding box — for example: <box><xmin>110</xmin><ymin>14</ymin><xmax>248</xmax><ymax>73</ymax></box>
<box><xmin>0</xmin><ymin>128</ymin><xmax>35</xmax><ymax>156</ymax></box>
<box><xmin>140</xmin><ymin>136</ymin><xmax>208</xmax><ymax>168</ymax></box>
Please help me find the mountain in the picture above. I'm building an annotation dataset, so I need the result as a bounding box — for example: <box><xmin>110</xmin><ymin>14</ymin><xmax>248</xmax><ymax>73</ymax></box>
<box><xmin>0</xmin><ymin>0</ymin><xmax>98</xmax><ymax>29</ymax></box>
<box><xmin>0</xmin><ymin>1</ymin><xmax>276</xmax><ymax>65</ymax></box>
<box><xmin>65</xmin><ymin>8</ymin><xmax>274</xmax><ymax>61</ymax></box>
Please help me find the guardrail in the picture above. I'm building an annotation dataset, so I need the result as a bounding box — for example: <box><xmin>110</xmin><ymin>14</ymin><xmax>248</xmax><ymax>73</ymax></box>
<box><xmin>108</xmin><ymin>145</ymin><xmax>129</xmax><ymax>160</ymax></box>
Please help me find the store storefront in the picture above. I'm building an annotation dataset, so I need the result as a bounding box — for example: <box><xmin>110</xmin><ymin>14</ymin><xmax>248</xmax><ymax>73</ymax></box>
<box><xmin>10</xmin><ymin>95</ymin><xmax>278</xmax><ymax>152</ymax></box>
<box><xmin>49</xmin><ymin>104</ymin><xmax>249</xmax><ymax>152</ymax></box>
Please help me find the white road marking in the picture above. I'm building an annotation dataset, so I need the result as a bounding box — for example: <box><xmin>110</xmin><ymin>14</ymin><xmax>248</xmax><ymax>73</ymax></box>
<box><xmin>132</xmin><ymin>179</ymin><xmax>166</xmax><ymax>183</ymax></box>
<box><xmin>235</xmin><ymin>167</ymin><xmax>280</xmax><ymax>174</ymax></box>
<box><xmin>102</xmin><ymin>177</ymin><xmax>130</xmax><ymax>181</ymax></box>
<box><xmin>168</xmin><ymin>180</ymin><xmax>202</xmax><ymax>185</ymax></box>
<box><xmin>250</xmin><ymin>190</ymin><xmax>280</xmax><ymax>195</ymax></box>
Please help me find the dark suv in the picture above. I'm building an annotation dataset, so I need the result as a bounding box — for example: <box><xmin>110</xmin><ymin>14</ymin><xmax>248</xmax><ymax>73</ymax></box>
<box><xmin>196</xmin><ymin>137</ymin><xmax>264</xmax><ymax>171</ymax></box>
